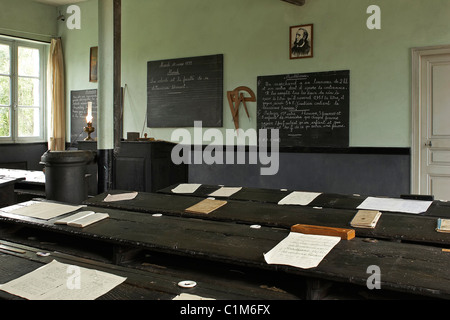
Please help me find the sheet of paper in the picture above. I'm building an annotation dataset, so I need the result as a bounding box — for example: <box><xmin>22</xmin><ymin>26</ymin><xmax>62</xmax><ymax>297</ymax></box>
<box><xmin>357</xmin><ymin>197</ymin><xmax>433</xmax><ymax>214</ymax></box>
<box><xmin>171</xmin><ymin>183</ymin><xmax>201</xmax><ymax>194</ymax></box>
<box><xmin>0</xmin><ymin>260</ymin><xmax>126</xmax><ymax>300</ymax></box>
<box><xmin>0</xmin><ymin>201</ymin><xmax>40</xmax><ymax>213</ymax></box>
<box><xmin>208</xmin><ymin>186</ymin><xmax>242</xmax><ymax>197</ymax></box>
<box><xmin>67</xmin><ymin>213</ymin><xmax>109</xmax><ymax>228</ymax></box>
<box><xmin>8</xmin><ymin>202</ymin><xmax>83</xmax><ymax>220</ymax></box>
<box><xmin>55</xmin><ymin>211</ymin><xmax>96</xmax><ymax>225</ymax></box>
<box><xmin>103</xmin><ymin>191</ymin><xmax>138</xmax><ymax>202</ymax></box>
<box><xmin>278</xmin><ymin>191</ymin><xmax>322</xmax><ymax>206</ymax></box>
<box><xmin>173</xmin><ymin>293</ymin><xmax>215</xmax><ymax>300</ymax></box>
<box><xmin>264</xmin><ymin>232</ymin><xmax>340</xmax><ymax>269</ymax></box>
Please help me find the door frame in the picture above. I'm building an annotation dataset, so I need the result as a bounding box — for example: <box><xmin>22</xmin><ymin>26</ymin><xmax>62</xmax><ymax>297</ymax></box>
<box><xmin>411</xmin><ymin>44</ymin><xmax>450</xmax><ymax>194</ymax></box>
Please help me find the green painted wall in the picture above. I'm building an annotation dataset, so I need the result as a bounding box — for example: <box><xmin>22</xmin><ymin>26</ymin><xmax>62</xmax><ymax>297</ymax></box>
<box><xmin>61</xmin><ymin>0</ymin><xmax>450</xmax><ymax>148</ymax></box>
<box><xmin>0</xmin><ymin>0</ymin><xmax>56</xmax><ymax>42</ymax></box>
<box><xmin>57</xmin><ymin>0</ymin><xmax>98</xmax><ymax>143</ymax></box>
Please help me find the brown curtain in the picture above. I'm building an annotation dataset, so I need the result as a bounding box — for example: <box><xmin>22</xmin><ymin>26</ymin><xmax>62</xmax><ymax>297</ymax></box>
<box><xmin>47</xmin><ymin>38</ymin><xmax>66</xmax><ymax>151</ymax></box>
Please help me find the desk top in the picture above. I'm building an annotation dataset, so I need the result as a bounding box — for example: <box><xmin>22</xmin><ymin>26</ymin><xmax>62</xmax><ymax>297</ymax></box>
<box><xmin>1</xmin><ymin>199</ymin><xmax>450</xmax><ymax>299</ymax></box>
<box><xmin>158</xmin><ymin>184</ymin><xmax>450</xmax><ymax>218</ymax></box>
<box><xmin>0</xmin><ymin>168</ymin><xmax>45</xmax><ymax>185</ymax></box>
<box><xmin>83</xmin><ymin>190</ymin><xmax>450</xmax><ymax>247</ymax></box>
<box><xmin>0</xmin><ymin>239</ymin><xmax>295</xmax><ymax>301</ymax></box>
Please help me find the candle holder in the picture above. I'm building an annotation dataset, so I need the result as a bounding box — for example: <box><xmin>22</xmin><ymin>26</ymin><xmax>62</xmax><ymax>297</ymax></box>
<box><xmin>84</xmin><ymin>122</ymin><xmax>95</xmax><ymax>141</ymax></box>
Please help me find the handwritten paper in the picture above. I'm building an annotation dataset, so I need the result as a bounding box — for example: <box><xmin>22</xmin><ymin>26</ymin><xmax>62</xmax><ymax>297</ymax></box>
<box><xmin>208</xmin><ymin>187</ymin><xmax>242</xmax><ymax>197</ymax></box>
<box><xmin>357</xmin><ymin>197</ymin><xmax>433</xmax><ymax>214</ymax></box>
<box><xmin>264</xmin><ymin>232</ymin><xmax>340</xmax><ymax>269</ymax></box>
<box><xmin>171</xmin><ymin>183</ymin><xmax>201</xmax><ymax>194</ymax></box>
<box><xmin>6</xmin><ymin>202</ymin><xmax>83</xmax><ymax>220</ymax></box>
<box><xmin>103</xmin><ymin>191</ymin><xmax>138</xmax><ymax>202</ymax></box>
<box><xmin>278</xmin><ymin>191</ymin><xmax>322</xmax><ymax>206</ymax></box>
<box><xmin>0</xmin><ymin>260</ymin><xmax>126</xmax><ymax>300</ymax></box>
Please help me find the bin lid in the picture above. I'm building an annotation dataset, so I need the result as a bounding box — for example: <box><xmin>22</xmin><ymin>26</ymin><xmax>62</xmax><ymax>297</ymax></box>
<box><xmin>41</xmin><ymin>150</ymin><xmax>95</xmax><ymax>165</ymax></box>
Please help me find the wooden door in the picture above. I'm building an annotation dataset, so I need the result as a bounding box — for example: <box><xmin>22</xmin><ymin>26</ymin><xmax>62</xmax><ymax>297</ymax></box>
<box><xmin>413</xmin><ymin>46</ymin><xmax>450</xmax><ymax>200</ymax></box>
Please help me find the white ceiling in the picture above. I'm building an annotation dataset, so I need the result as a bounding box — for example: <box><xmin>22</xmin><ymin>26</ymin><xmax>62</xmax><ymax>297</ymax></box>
<box><xmin>32</xmin><ymin>0</ymin><xmax>86</xmax><ymax>6</ymax></box>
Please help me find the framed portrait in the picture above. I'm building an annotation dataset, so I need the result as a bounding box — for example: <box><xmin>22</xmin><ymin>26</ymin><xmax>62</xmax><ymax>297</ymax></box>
<box><xmin>290</xmin><ymin>24</ymin><xmax>313</xmax><ymax>59</ymax></box>
<box><xmin>89</xmin><ymin>46</ymin><xmax>98</xmax><ymax>82</ymax></box>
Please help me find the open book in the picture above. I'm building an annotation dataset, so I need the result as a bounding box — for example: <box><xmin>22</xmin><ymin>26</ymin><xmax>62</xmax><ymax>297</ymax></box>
<box><xmin>55</xmin><ymin>211</ymin><xmax>109</xmax><ymax>228</ymax></box>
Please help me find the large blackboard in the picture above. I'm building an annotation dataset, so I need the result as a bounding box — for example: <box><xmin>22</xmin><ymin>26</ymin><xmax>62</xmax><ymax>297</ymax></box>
<box><xmin>257</xmin><ymin>70</ymin><xmax>350</xmax><ymax>148</ymax></box>
<box><xmin>147</xmin><ymin>54</ymin><xmax>223</xmax><ymax>128</ymax></box>
<box><xmin>70</xmin><ymin>89</ymin><xmax>97</xmax><ymax>144</ymax></box>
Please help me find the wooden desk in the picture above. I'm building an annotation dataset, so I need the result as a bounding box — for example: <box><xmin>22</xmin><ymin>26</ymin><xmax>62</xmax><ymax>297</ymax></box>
<box><xmin>0</xmin><ymin>239</ymin><xmax>295</xmax><ymax>301</ymax></box>
<box><xmin>158</xmin><ymin>183</ymin><xmax>450</xmax><ymax>218</ymax></box>
<box><xmin>0</xmin><ymin>199</ymin><xmax>450</xmax><ymax>299</ymax></box>
<box><xmin>0</xmin><ymin>168</ymin><xmax>45</xmax><ymax>203</ymax></box>
<box><xmin>84</xmin><ymin>190</ymin><xmax>450</xmax><ymax>247</ymax></box>
<box><xmin>0</xmin><ymin>177</ymin><xmax>23</xmax><ymax>207</ymax></box>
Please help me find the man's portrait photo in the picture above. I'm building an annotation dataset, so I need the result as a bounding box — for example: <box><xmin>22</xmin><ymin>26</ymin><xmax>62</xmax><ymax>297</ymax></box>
<box><xmin>290</xmin><ymin>24</ymin><xmax>313</xmax><ymax>59</ymax></box>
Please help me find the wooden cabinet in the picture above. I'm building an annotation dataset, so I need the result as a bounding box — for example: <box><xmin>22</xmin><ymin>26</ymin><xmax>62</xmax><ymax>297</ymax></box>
<box><xmin>77</xmin><ymin>141</ymin><xmax>188</xmax><ymax>194</ymax></box>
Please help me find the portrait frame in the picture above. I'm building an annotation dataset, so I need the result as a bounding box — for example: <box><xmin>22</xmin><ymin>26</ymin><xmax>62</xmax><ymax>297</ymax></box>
<box><xmin>89</xmin><ymin>46</ymin><xmax>98</xmax><ymax>83</ymax></box>
<box><xmin>290</xmin><ymin>24</ymin><xmax>313</xmax><ymax>60</ymax></box>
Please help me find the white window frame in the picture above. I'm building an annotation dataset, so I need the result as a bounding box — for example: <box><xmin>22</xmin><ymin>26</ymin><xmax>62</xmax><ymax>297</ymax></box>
<box><xmin>0</xmin><ymin>37</ymin><xmax>48</xmax><ymax>144</ymax></box>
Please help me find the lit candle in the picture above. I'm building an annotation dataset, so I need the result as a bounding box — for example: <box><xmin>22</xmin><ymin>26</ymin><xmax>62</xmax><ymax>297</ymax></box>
<box><xmin>86</xmin><ymin>102</ymin><xmax>93</xmax><ymax>124</ymax></box>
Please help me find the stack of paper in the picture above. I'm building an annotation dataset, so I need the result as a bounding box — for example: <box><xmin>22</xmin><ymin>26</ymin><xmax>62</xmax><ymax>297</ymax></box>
<box><xmin>5</xmin><ymin>202</ymin><xmax>83</xmax><ymax>220</ymax></box>
<box><xmin>357</xmin><ymin>197</ymin><xmax>433</xmax><ymax>214</ymax></box>
<box><xmin>55</xmin><ymin>211</ymin><xmax>109</xmax><ymax>228</ymax></box>
<box><xmin>208</xmin><ymin>186</ymin><xmax>242</xmax><ymax>197</ymax></box>
<box><xmin>278</xmin><ymin>191</ymin><xmax>322</xmax><ymax>206</ymax></box>
<box><xmin>436</xmin><ymin>218</ymin><xmax>450</xmax><ymax>233</ymax></box>
<box><xmin>103</xmin><ymin>192</ymin><xmax>138</xmax><ymax>202</ymax></box>
<box><xmin>350</xmin><ymin>210</ymin><xmax>382</xmax><ymax>229</ymax></box>
<box><xmin>171</xmin><ymin>183</ymin><xmax>201</xmax><ymax>194</ymax></box>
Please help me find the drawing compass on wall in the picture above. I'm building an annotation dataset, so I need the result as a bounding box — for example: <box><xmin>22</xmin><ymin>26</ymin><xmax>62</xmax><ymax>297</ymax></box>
<box><xmin>227</xmin><ymin>86</ymin><xmax>256</xmax><ymax>130</ymax></box>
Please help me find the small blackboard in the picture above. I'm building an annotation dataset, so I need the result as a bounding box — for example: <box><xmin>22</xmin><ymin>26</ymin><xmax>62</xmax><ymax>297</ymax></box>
<box><xmin>70</xmin><ymin>89</ymin><xmax>97</xmax><ymax>144</ymax></box>
<box><xmin>257</xmin><ymin>70</ymin><xmax>349</xmax><ymax>148</ymax></box>
<box><xmin>147</xmin><ymin>54</ymin><xmax>223</xmax><ymax>128</ymax></box>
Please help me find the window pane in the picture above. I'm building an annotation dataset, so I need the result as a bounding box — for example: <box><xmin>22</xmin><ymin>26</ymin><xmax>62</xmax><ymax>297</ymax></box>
<box><xmin>18</xmin><ymin>77</ymin><xmax>40</xmax><ymax>106</ymax></box>
<box><xmin>0</xmin><ymin>107</ymin><xmax>10</xmax><ymax>137</ymax></box>
<box><xmin>18</xmin><ymin>107</ymin><xmax>40</xmax><ymax>137</ymax></box>
<box><xmin>0</xmin><ymin>76</ymin><xmax>10</xmax><ymax>106</ymax></box>
<box><xmin>0</xmin><ymin>44</ymin><xmax>10</xmax><ymax>75</ymax></box>
<box><xmin>18</xmin><ymin>46</ymin><xmax>39</xmax><ymax>77</ymax></box>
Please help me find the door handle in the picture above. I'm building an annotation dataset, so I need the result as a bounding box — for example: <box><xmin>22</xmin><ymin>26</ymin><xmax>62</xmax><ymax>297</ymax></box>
<box><xmin>425</xmin><ymin>141</ymin><xmax>433</xmax><ymax>147</ymax></box>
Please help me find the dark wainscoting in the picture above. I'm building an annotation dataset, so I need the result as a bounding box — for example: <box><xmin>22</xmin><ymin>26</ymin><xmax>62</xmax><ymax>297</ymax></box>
<box><xmin>0</xmin><ymin>143</ymin><xmax>47</xmax><ymax>170</ymax></box>
<box><xmin>187</xmin><ymin>146</ymin><xmax>411</xmax><ymax>198</ymax></box>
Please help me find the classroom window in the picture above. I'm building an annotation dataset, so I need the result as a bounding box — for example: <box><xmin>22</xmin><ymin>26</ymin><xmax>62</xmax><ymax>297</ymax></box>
<box><xmin>0</xmin><ymin>38</ymin><xmax>48</xmax><ymax>143</ymax></box>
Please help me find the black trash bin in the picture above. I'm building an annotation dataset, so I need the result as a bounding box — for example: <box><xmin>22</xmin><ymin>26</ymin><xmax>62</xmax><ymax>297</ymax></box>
<box><xmin>40</xmin><ymin>150</ymin><xmax>96</xmax><ymax>205</ymax></box>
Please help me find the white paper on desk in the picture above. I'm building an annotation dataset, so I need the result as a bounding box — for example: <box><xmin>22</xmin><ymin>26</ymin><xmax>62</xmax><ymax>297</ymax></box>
<box><xmin>278</xmin><ymin>191</ymin><xmax>322</xmax><ymax>206</ymax></box>
<box><xmin>171</xmin><ymin>183</ymin><xmax>201</xmax><ymax>194</ymax></box>
<box><xmin>173</xmin><ymin>293</ymin><xmax>215</xmax><ymax>300</ymax></box>
<box><xmin>8</xmin><ymin>202</ymin><xmax>82</xmax><ymax>220</ymax></box>
<box><xmin>264</xmin><ymin>232</ymin><xmax>340</xmax><ymax>269</ymax></box>
<box><xmin>357</xmin><ymin>197</ymin><xmax>433</xmax><ymax>214</ymax></box>
<box><xmin>103</xmin><ymin>191</ymin><xmax>138</xmax><ymax>202</ymax></box>
<box><xmin>208</xmin><ymin>187</ymin><xmax>242</xmax><ymax>197</ymax></box>
<box><xmin>0</xmin><ymin>177</ymin><xmax>16</xmax><ymax>184</ymax></box>
<box><xmin>0</xmin><ymin>260</ymin><xmax>126</xmax><ymax>300</ymax></box>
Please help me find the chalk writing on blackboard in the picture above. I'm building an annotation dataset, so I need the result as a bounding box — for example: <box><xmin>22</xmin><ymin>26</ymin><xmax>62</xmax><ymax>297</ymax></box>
<box><xmin>147</xmin><ymin>54</ymin><xmax>223</xmax><ymax>128</ymax></box>
<box><xmin>257</xmin><ymin>70</ymin><xmax>349</xmax><ymax>148</ymax></box>
<box><xmin>71</xmin><ymin>89</ymin><xmax>97</xmax><ymax>144</ymax></box>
